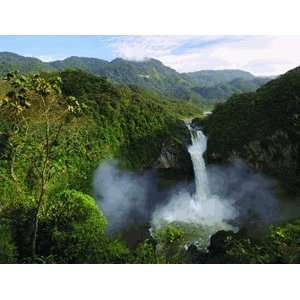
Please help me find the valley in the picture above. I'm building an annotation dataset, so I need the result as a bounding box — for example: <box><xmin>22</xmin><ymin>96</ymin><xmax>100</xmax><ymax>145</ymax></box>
<box><xmin>0</xmin><ymin>52</ymin><xmax>299</xmax><ymax>264</ymax></box>
<box><xmin>0</xmin><ymin>52</ymin><xmax>272</xmax><ymax>104</ymax></box>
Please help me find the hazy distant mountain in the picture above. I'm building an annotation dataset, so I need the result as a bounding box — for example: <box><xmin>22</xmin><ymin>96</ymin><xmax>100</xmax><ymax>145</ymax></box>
<box><xmin>183</xmin><ymin>69</ymin><xmax>255</xmax><ymax>86</ymax></box>
<box><xmin>191</xmin><ymin>77</ymin><xmax>271</xmax><ymax>101</ymax></box>
<box><xmin>0</xmin><ymin>52</ymin><xmax>273</xmax><ymax>102</ymax></box>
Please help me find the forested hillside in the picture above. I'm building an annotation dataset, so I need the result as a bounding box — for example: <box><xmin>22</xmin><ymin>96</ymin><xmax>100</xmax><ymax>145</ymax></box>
<box><xmin>202</xmin><ymin>66</ymin><xmax>300</xmax><ymax>194</ymax></box>
<box><xmin>1</xmin><ymin>51</ymin><xmax>299</xmax><ymax>264</ymax></box>
<box><xmin>191</xmin><ymin>77</ymin><xmax>270</xmax><ymax>101</ymax></box>
<box><xmin>0</xmin><ymin>52</ymin><xmax>271</xmax><ymax>103</ymax></box>
<box><xmin>0</xmin><ymin>69</ymin><xmax>200</xmax><ymax>263</ymax></box>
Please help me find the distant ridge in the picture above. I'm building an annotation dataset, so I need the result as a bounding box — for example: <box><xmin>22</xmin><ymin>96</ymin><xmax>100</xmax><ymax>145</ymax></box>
<box><xmin>0</xmin><ymin>52</ymin><xmax>274</xmax><ymax>103</ymax></box>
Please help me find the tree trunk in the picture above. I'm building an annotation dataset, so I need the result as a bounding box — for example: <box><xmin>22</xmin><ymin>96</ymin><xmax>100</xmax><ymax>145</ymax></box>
<box><xmin>31</xmin><ymin>186</ymin><xmax>45</xmax><ymax>257</ymax></box>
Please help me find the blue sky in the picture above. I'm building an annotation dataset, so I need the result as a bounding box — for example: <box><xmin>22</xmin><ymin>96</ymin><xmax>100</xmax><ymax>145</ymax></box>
<box><xmin>0</xmin><ymin>36</ymin><xmax>115</xmax><ymax>61</ymax></box>
<box><xmin>0</xmin><ymin>35</ymin><xmax>299</xmax><ymax>75</ymax></box>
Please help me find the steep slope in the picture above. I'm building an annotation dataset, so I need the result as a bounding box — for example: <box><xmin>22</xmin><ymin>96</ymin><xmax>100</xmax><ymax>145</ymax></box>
<box><xmin>1</xmin><ymin>69</ymin><xmax>199</xmax><ymax>192</ymax></box>
<box><xmin>202</xmin><ymin>66</ymin><xmax>300</xmax><ymax>193</ymax></box>
<box><xmin>0</xmin><ymin>69</ymin><xmax>201</xmax><ymax>263</ymax></box>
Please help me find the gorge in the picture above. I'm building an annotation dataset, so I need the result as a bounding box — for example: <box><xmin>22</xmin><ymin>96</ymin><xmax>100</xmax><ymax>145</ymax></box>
<box><xmin>0</xmin><ymin>57</ymin><xmax>299</xmax><ymax>264</ymax></box>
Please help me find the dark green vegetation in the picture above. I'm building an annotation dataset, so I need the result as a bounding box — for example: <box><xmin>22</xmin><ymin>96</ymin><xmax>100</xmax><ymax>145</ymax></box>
<box><xmin>185</xmin><ymin>219</ymin><xmax>300</xmax><ymax>263</ymax></box>
<box><xmin>0</xmin><ymin>60</ymin><xmax>299</xmax><ymax>264</ymax></box>
<box><xmin>134</xmin><ymin>220</ymin><xmax>300</xmax><ymax>263</ymax></box>
<box><xmin>0</xmin><ymin>69</ymin><xmax>200</xmax><ymax>263</ymax></box>
<box><xmin>202</xmin><ymin>66</ymin><xmax>300</xmax><ymax>194</ymax></box>
<box><xmin>0</xmin><ymin>52</ymin><xmax>271</xmax><ymax>103</ymax></box>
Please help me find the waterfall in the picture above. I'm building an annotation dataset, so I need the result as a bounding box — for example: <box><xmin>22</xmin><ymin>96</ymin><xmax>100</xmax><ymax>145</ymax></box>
<box><xmin>152</xmin><ymin>122</ymin><xmax>237</xmax><ymax>241</ymax></box>
<box><xmin>187</xmin><ymin>125</ymin><xmax>209</xmax><ymax>201</ymax></box>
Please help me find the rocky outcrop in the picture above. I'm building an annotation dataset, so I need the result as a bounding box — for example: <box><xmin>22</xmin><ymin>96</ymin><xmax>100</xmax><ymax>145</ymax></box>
<box><xmin>190</xmin><ymin>117</ymin><xmax>203</xmax><ymax>130</ymax></box>
<box><xmin>153</xmin><ymin>120</ymin><xmax>193</xmax><ymax>179</ymax></box>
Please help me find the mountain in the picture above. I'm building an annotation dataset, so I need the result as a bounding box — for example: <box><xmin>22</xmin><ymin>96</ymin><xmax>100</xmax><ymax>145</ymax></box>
<box><xmin>183</xmin><ymin>69</ymin><xmax>255</xmax><ymax>86</ymax></box>
<box><xmin>191</xmin><ymin>77</ymin><xmax>271</xmax><ymax>101</ymax></box>
<box><xmin>0</xmin><ymin>52</ymin><xmax>272</xmax><ymax>103</ymax></box>
<box><xmin>0</xmin><ymin>52</ymin><xmax>55</xmax><ymax>74</ymax></box>
<box><xmin>51</xmin><ymin>57</ymin><xmax>199</xmax><ymax>101</ymax></box>
<box><xmin>50</xmin><ymin>56</ymin><xmax>109</xmax><ymax>74</ymax></box>
<box><xmin>202</xmin><ymin>66</ymin><xmax>300</xmax><ymax>194</ymax></box>
<box><xmin>51</xmin><ymin>57</ymin><xmax>273</xmax><ymax>102</ymax></box>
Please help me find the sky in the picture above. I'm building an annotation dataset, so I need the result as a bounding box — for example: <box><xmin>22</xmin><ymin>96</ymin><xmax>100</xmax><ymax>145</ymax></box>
<box><xmin>0</xmin><ymin>35</ymin><xmax>299</xmax><ymax>76</ymax></box>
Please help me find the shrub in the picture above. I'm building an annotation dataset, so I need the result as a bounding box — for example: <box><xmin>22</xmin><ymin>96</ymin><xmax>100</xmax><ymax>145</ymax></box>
<box><xmin>39</xmin><ymin>189</ymin><xmax>108</xmax><ymax>263</ymax></box>
<box><xmin>0</xmin><ymin>222</ymin><xmax>17</xmax><ymax>263</ymax></box>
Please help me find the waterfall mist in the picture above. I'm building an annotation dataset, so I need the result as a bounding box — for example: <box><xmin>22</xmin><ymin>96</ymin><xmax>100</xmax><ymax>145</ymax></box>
<box><xmin>93</xmin><ymin>127</ymin><xmax>279</xmax><ymax>240</ymax></box>
<box><xmin>152</xmin><ymin>126</ymin><xmax>278</xmax><ymax>231</ymax></box>
<box><xmin>93</xmin><ymin>160</ymin><xmax>166</xmax><ymax>232</ymax></box>
<box><xmin>152</xmin><ymin>126</ymin><xmax>238</xmax><ymax>232</ymax></box>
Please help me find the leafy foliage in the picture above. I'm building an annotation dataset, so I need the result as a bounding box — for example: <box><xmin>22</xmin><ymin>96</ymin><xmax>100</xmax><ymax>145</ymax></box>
<box><xmin>202</xmin><ymin>66</ymin><xmax>300</xmax><ymax>194</ymax></box>
<box><xmin>0</xmin><ymin>69</ymin><xmax>199</xmax><ymax>263</ymax></box>
<box><xmin>38</xmin><ymin>189</ymin><xmax>109</xmax><ymax>263</ymax></box>
<box><xmin>0</xmin><ymin>62</ymin><xmax>298</xmax><ymax>264</ymax></box>
<box><xmin>208</xmin><ymin>220</ymin><xmax>300</xmax><ymax>263</ymax></box>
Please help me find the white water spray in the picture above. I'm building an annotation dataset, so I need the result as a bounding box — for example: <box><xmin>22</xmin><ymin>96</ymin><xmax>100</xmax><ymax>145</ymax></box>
<box><xmin>94</xmin><ymin>124</ymin><xmax>278</xmax><ymax>242</ymax></box>
<box><xmin>152</xmin><ymin>124</ymin><xmax>236</xmax><ymax>230</ymax></box>
<box><xmin>187</xmin><ymin>125</ymin><xmax>210</xmax><ymax>201</ymax></box>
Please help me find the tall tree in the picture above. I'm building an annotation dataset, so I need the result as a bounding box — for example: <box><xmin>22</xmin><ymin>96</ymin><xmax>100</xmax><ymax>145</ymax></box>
<box><xmin>0</xmin><ymin>72</ymin><xmax>83</xmax><ymax>256</ymax></box>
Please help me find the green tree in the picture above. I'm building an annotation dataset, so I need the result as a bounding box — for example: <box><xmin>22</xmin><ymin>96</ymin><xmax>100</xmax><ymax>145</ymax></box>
<box><xmin>0</xmin><ymin>72</ymin><xmax>83</xmax><ymax>256</ymax></box>
<box><xmin>39</xmin><ymin>189</ymin><xmax>107</xmax><ymax>263</ymax></box>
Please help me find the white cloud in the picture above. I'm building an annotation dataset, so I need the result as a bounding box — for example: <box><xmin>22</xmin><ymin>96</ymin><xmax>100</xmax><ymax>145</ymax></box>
<box><xmin>109</xmin><ymin>36</ymin><xmax>193</xmax><ymax>60</ymax></box>
<box><xmin>109</xmin><ymin>36</ymin><xmax>300</xmax><ymax>76</ymax></box>
<box><xmin>37</xmin><ymin>54</ymin><xmax>67</xmax><ymax>62</ymax></box>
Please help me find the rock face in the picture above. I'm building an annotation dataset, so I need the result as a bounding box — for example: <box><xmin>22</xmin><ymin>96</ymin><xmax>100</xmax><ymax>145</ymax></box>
<box><xmin>205</xmin><ymin>123</ymin><xmax>300</xmax><ymax>193</ymax></box>
<box><xmin>190</xmin><ymin>117</ymin><xmax>203</xmax><ymax>130</ymax></box>
<box><xmin>153</xmin><ymin>120</ymin><xmax>193</xmax><ymax>180</ymax></box>
<box><xmin>243</xmin><ymin>130</ymin><xmax>298</xmax><ymax>173</ymax></box>
<box><xmin>155</xmin><ymin>142</ymin><xmax>181</xmax><ymax>169</ymax></box>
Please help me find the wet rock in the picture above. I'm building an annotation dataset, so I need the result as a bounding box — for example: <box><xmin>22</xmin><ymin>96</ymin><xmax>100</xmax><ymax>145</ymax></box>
<box><xmin>153</xmin><ymin>120</ymin><xmax>193</xmax><ymax>176</ymax></box>
<box><xmin>208</xmin><ymin>230</ymin><xmax>235</xmax><ymax>255</ymax></box>
<box><xmin>190</xmin><ymin>117</ymin><xmax>203</xmax><ymax>130</ymax></box>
